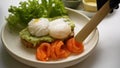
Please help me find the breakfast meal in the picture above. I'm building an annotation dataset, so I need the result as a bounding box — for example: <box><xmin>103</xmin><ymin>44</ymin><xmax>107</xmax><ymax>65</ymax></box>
<box><xmin>6</xmin><ymin>0</ymin><xmax>84</xmax><ymax>61</ymax></box>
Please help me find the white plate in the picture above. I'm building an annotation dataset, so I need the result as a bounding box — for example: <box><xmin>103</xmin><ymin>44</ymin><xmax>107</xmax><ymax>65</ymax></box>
<box><xmin>1</xmin><ymin>8</ymin><xmax>99</xmax><ymax>68</ymax></box>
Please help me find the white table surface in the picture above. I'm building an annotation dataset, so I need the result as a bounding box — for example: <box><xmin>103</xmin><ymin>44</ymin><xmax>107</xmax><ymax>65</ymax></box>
<box><xmin>0</xmin><ymin>0</ymin><xmax>120</xmax><ymax>68</ymax></box>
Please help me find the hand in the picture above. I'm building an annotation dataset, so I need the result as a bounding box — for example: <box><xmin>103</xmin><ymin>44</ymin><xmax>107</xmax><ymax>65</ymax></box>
<box><xmin>97</xmin><ymin>0</ymin><xmax>120</xmax><ymax>12</ymax></box>
<box><xmin>110</xmin><ymin>0</ymin><xmax>120</xmax><ymax>9</ymax></box>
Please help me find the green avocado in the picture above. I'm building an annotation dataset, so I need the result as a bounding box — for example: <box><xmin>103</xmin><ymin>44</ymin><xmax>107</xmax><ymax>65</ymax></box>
<box><xmin>19</xmin><ymin>28</ymin><xmax>55</xmax><ymax>46</ymax></box>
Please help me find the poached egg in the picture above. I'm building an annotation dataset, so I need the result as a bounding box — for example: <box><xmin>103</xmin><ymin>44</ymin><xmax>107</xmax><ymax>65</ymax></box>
<box><xmin>28</xmin><ymin>18</ymin><xmax>49</xmax><ymax>37</ymax></box>
<box><xmin>49</xmin><ymin>18</ymin><xmax>71</xmax><ymax>39</ymax></box>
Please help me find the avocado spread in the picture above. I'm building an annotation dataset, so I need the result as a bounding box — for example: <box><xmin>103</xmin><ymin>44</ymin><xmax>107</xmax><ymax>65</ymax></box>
<box><xmin>19</xmin><ymin>28</ymin><xmax>55</xmax><ymax>46</ymax></box>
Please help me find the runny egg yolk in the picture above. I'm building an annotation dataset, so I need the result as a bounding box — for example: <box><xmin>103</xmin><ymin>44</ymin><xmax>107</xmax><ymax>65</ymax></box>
<box><xmin>34</xmin><ymin>19</ymin><xmax>39</xmax><ymax>23</ymax></box>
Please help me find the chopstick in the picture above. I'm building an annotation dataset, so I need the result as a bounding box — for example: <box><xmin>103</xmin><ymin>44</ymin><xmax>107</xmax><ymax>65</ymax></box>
<box><xmin>75</xmin><ymin>0</ymin><xmax>111</xmax><ymax>43</ymax></box>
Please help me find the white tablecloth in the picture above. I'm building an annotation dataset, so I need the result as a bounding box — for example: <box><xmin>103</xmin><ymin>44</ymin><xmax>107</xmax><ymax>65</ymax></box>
<box><xmin>0</xmin><ymin>0</ymin><xmax>120</xmax><ymax>68</ymax></box>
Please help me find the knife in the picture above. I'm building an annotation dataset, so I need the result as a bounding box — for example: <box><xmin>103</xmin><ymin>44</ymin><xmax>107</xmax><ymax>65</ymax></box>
<box><xmin>75</xmin><ymin>0</ymin><xmax>111</xmax><ymax>43</ymax></box>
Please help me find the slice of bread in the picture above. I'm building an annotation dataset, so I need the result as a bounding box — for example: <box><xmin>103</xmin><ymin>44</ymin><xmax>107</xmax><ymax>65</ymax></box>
<box><xmin>21</xmin><ymin>38</ymin><xmax>39</xmax><ymax>48</ymax></box>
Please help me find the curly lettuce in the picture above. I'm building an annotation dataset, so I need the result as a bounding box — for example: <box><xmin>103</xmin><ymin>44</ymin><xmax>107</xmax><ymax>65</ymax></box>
<box><xmin>6</xmin><ymin>0</ymin><xmax>67</xmax><ymax>31</ymax></box>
